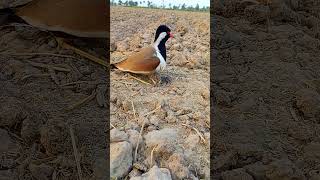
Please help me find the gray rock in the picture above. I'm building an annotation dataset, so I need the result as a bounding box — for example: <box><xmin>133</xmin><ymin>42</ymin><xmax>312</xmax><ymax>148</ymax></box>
<box><xmin>111</xmin><ymin>128</ymin><xmax>128</xmax><ymax>142</ymax></box>
<box><xmin>110</xmin><ymin>141</ymin><xmax>133</xmax><ymax>178</ymax></box>
<box><xmin>130</xmin><ymin>165</ymin><xmax>172</xmax><ymax>180</ymax></box>
<box><xmin>144</xmin><ymin>128</ymin><xmax>178</xmax><ymax>148</ymax></box>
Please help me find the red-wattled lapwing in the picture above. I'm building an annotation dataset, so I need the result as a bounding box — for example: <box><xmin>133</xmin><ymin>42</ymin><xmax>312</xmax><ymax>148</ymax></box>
<box><xmin>111</xmin><ymin>25</ymin><xmax>173</xmax><ymax>84</ymax></box>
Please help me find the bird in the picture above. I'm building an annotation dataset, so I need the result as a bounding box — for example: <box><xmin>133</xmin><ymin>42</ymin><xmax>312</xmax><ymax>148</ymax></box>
<box><xmin>111</xmin><ymin>25</ymin><xmax>173</xmax><ymax>84</ymax></box>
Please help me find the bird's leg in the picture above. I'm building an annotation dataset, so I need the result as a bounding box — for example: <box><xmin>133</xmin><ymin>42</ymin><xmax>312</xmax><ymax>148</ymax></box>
<box><xmin>55</xmin><ymin>37</ymin><xmax>108</xmax><ymax>67</ymax></box>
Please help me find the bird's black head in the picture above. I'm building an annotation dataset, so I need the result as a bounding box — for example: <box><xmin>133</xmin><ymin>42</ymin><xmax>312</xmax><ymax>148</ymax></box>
<box><xmin>154</xmin><ymin>25</ymin><xmax>173</xmax><ymax>61</ymax></box>
<box><xmin>154</xmin><ymin>25</ymin><xmax>173</xmax><ymax>43</ymax></box>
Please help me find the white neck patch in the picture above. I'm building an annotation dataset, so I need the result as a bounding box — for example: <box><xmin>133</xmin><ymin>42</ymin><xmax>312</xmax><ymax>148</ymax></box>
<box><xmin>153</xmin><ymin>32</ymin><xmax>167</xmax><ymax>49</ymax></box>
<box><xmin>153</xmin><ymin>32</ymin><xmax>167</xmax><ymax>71</ymax></box>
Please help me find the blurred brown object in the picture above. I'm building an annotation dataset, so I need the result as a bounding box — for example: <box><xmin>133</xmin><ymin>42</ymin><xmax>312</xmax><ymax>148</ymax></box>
<box><xmin>15</xmin><ymin>0</ymin><xmax>108</xmax><ymax>38</ymax></box>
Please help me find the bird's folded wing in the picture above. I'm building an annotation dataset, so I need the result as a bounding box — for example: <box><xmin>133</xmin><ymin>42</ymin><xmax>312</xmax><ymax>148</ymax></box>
<box><xmin>114</xmin><ymin>46</ymin><xmax>160</xmax><ymax>74</ymax></box>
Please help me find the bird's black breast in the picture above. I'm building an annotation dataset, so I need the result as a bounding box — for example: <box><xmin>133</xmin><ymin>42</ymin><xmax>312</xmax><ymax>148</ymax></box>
<box><xmin>158</xmin><ymin>42</ymin><xmax>166</xmax><ymax>61</ymax></box>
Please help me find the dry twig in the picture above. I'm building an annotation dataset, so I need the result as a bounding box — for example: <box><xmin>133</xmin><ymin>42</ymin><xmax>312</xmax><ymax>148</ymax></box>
<box><xmin>182</xmin><ymin>124</ymin><xmax>206</xmax><ymax>143</ymax></box>
<box><xmin>69</xmin><ymin>126</ymin><xmax>82</xmax><ymax>180</ymax></box>
<box><xmin>67</xmin><ymin>90</ymin><xmax>97</xmax><ymax>111</ymax></box>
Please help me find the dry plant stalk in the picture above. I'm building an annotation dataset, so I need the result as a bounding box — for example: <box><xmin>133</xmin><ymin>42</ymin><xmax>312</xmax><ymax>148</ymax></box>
<box><xmin>182</xmin><ymin>123</ymin><xmax>206</xmax><ymax>143</ymax></box>
<box><xmin>150</xmin><ymin>145</ymin><xmax>158</xmax><ymax>168</ymax></box>
<box><xmin>110</xmin><ymin>123</ymin><xmax>116</xmax><ymax>129</ymax></box>
<box><xmin>69</xmin><ymin>126</ymin><xmax>83</xmax><ymax>180</ymax></box>
<box><xmin>0</xmin><ymin>52</ymin><xmax>77</xmax><ymax>59</ymax></box>
<box><xmin>28</xmin><ymin>61</ymin><xmax>71</xmax><ymax>72</ymax></box>
<box><xmin>67</xmin><ymin>90</ymin><xmax>97</xmax><ymax>111</ymax></box>
<box><xmin>134</xmin><ymin>105</ymin><xmax>162</xmax><ymax>162</ymax></box>
<box><xmin>56</xmin><ymin>38</ymin><xmax>108</xmax><ymax>67</ymax></box>
<box><xmin>129</xmin><ymin>74</ymin><xmax>152</xmax><ymax>86</ymax></box>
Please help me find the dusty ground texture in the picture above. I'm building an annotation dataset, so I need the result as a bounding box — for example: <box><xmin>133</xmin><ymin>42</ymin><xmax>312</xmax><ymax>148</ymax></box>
<box><xmin>212</xmin><ymin>0</ymin><xmax>320</xmax><ymax>179</ymax></box>
<box><xmin>0</xmin><ymin>10</ymin><xmax>108</xmax><ymax>180</ymax></box>
<box><xmin>110</xmin><ymin>6</ymin><xmax>210</xmax><ymax>179</ymax></box>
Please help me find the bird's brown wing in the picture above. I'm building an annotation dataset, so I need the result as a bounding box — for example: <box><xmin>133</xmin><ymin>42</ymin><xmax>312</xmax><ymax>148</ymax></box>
<box><xmin>16</xmin><ymin>0</ymin><xmax>108</xmax><ymax>38</ymax></box>
<box><xmin>114</xmin><ymin>46</ymin><xmax>160</xmax><ymax>74</ymax></box>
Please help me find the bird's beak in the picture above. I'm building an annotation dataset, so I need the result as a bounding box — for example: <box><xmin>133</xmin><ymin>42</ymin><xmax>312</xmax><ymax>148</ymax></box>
<box><xmin>169</xmin><ymin>32</ymin><xmax>173</xmax><ymax>38</ymax></box>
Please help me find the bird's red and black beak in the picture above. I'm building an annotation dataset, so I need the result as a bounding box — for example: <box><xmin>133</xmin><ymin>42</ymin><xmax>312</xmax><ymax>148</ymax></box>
<box><xmin>168</xmin><ymin>32</ymin><xmax>173</xmax><ymax>38</ymax></box>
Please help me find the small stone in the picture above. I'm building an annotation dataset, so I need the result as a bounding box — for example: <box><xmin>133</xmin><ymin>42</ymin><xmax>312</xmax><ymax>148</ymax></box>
<box><xmin>130</xmin><ymin>165</ymin><xmax>172</xmax><ymax>180</ymax></box>
<box><xmin>110</xmin><ymin>128</ymin><xmax>128</xmax><ymax>143</ymax></box>
<box><xmin>144</xmin><ymin>128</ymin><xmax>178</xmax><ymax>148</ymax></box>
<box><xmin>110</xmin><ymin>141</ymin><xmax>133</xmax><ymax>178</ymax></box>
<box><xmin>221</xmin><ymin>168</ymin><xmax>254</xmax><ymax>180</ymax></box>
